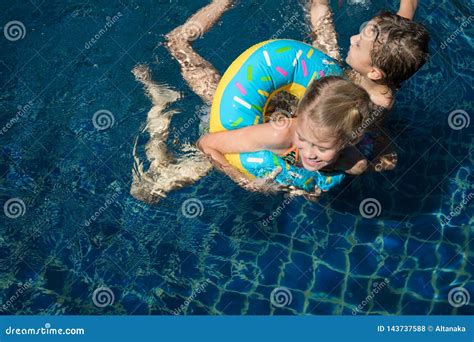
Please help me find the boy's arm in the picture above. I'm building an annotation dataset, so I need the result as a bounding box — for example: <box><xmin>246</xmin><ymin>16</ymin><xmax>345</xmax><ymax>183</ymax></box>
<box><xmin>397</xmin><ymin>0</ymin><xmax>418</xmax><ymax>20</ymax></box>
<box><xmin>310</xmin><ymin>0</ymin><xmax>330</xmax><ymax>27</ymax></box>
<box><xmin>309</xmin><ymin>0</ymin><xmax>341</xmax><ymax>61</ymax></box>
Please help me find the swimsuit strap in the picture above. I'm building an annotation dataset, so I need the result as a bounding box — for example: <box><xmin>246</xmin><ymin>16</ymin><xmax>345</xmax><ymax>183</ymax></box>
<box><xmin>280</xmin><ymin>147</ymin><xmax>299</xmax><ymax>166</ymax></box>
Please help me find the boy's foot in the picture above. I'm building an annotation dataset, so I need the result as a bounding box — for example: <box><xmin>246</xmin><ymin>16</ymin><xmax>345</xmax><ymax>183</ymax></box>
<box><xmin>165</xmin><ymin>0</ymin><xmax>234</xmax><ymax>44</ymax></box>
<box><xmin>132</xmin><ymin>64</ymin><xmax>152</xmax><ymax>83</ymax></box>
<box><xmin>132</xmin><ymin>64</ymin><xmax>181</xmax><ymax>107</ymax></box>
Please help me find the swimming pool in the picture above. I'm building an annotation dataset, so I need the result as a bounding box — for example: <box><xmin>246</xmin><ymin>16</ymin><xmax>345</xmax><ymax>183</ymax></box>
<box><xmin>0</xmin><ymin>0</ymin><xmax>472</xmax><ymax>315</ymax></box>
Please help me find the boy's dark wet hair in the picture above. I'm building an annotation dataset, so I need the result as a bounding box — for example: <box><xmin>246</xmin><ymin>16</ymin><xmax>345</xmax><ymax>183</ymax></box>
<box><xmin>371</xmin><ymin>11</ymin><xmax>430</xmax><ymax>88</ymax></box>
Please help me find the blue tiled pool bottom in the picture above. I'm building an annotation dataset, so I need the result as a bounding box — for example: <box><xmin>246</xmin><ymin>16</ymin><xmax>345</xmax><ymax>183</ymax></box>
<box><xmin>0</xmin><ymin>0</ymin><xmax>473</xmax><ymax>315</ymax></box>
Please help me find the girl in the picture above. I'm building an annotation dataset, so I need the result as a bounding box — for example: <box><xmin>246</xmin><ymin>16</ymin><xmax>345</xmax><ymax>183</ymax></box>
<box><xmin>197</xmin><ymin>76</ymin><xmax>373</xmax><ymax>195</ymax></box>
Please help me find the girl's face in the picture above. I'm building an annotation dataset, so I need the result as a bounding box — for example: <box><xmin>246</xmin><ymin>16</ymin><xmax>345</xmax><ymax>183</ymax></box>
<box><xmin>294</xmin><ymin>114</ymin><xmax>344</xmax><ymax>171</ymax></box>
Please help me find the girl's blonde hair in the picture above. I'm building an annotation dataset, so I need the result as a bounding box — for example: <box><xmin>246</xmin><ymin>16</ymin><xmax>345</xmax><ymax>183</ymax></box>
<box><xmin>296</xmin><ymin>76</ymin><xmax>373</xmax><ymax>144</ymax></box>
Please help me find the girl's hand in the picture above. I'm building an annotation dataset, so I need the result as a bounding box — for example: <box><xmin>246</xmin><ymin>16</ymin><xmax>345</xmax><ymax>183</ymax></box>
<box><xmin>239</xmin><ymin>166</ymin><xmax>322</xmax><ymax>200</ymax></box>
<box><xmin>304</xmin><ymin>185</ymin><xmax>322</xmax><ymax>202</ymax></box>
<box><xmin>245</xmin><ymin>166</ymin><xmax>323</xmax><ymax>201</ymax></box>
<box><xmin>286</xmin><ymin>184</ymin><xmax>322</xmax><ymax>202</ymax></box>
<box><xmin>240</xmin><ymin>167</ymin><xmax>284</xmax><ymax>193</ymax></box>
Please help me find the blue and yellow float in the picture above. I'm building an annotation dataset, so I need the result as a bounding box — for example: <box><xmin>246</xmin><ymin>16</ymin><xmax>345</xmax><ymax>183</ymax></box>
<box><xmin>209</xmin><ymin>39</ymin><xmax>346</xmax><ymax>192</ymax></box>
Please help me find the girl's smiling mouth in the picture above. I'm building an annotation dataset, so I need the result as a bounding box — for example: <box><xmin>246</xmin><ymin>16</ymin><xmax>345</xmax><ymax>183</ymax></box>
<box><xmin>301</xmin><ymin>155</ymin><xmax>325</xmax><ymax>169</ymax></box>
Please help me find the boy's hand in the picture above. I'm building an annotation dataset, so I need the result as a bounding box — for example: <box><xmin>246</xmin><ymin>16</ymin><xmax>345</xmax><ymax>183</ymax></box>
<box><xmin>397</xmin><ymin>0</ymin><xmax>418</xmax><ymax>20</ymax></box>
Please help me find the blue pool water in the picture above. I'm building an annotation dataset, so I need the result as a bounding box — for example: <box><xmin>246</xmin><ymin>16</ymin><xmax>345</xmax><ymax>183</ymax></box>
<box><xmin>0</xmin><ymin>0</ymin><xmax>473</xmax><ymax>315</ymax></box>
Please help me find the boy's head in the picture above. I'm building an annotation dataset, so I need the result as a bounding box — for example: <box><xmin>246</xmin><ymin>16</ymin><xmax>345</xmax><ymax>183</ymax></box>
<box><xmin>346</xmin><ymin>12</ymin><xmax>430</xmax><ymax>87</ymax></box>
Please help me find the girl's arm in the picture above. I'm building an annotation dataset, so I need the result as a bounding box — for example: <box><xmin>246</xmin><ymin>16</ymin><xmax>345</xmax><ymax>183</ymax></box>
<box><xmin>197</xmin><ymin>119</ymin><xmax>294</xmax><ymax>184</ymax></box>
<box><xmin>334</xmin><ymin>146</ymin><xmax>369</xmax><ymax>175</ymax></box>
<box><xmin>397</xmin><ymin>0</ymin><xmax>418</xmax><ymax>20</ymax></box>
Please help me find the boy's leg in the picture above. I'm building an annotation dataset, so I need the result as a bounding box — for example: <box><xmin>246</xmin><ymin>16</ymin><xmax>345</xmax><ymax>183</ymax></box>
<box><xmin>308</xmin><ymin>0</ymin><xmax>341</xmax><ymax>61</ymax></box>
<box><xmin>131</xmin><ymin>65</ymin><xmax>212</xmax><ymax>203</ymax></box>
<box><xmin>130</xmin><ymin>1</ymin><xmax>234</xmax><ymax>203</ymax></box>
<box><xmin>165</xmin><ymin>0</ymin><xmax>234</xmax><ymax>105</ymax></box>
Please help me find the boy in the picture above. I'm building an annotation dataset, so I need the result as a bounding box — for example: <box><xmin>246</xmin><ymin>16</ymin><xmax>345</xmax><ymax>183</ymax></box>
<box><xmin>136</xmin><ymin>0</ymin><xmax>429</xmax><ymax>200</ymax></box>
<box><xmin>310</xmin><ymin>0</ymin><xmax>429</xmax><ymax>171</ymax></box>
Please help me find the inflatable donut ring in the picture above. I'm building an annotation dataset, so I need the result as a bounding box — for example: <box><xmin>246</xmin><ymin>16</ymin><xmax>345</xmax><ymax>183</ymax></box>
<box><xmin>209</xmin><ymin>39</ymin><xmax>346</xmax><ymax>192</ymax></box>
